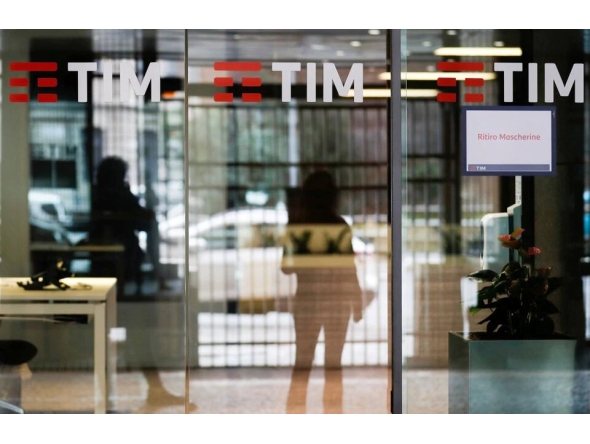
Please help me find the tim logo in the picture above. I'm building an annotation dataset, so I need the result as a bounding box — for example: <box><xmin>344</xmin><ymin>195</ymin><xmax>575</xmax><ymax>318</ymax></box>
<box><xmin>8</xmin><ymin>61</ymin><xmax>161</xmax><ymax>103</ymax></box>
<box><xmin>213</xmin><ymin>61</ymin><xmax>364</xmax><ymax>103</ymax></box>
<box><xmin>9</xmin><ymin>62</ymin><xmax>58</xmax><ymax>103</ymax></box>
<box><xmin>437</xmin><ymin>61</ymin><xmax>485</xmax><ymax>103</ymax></box>
<box><xmin>213</xmin><ymin>61</ymin><xmax>262</xmax><ymax>103</ymax></box>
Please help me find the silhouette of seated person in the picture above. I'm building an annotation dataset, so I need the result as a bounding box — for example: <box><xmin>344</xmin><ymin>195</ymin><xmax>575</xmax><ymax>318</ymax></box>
<box><xmin>281</xmin><ymin>170</ymin><xmax>363</xmax><ymax>414</ymax></box>
<box><xmin>86</xmin><ymin>156</ymin><xmax>155</xmax><ymax>294</ymax></box>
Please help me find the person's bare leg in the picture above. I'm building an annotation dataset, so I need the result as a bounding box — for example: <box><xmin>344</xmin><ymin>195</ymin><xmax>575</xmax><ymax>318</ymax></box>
<box><xmin>323</xmin><ymin>314</ymin><xmax>349</xmax><ymax>414</ymax></box>
<box><xmin>287</xmin><ymin>302</ymin><xmax>321</xmax><ymax>414</ymax></box>
<box><xmin>140</xmin><ymin>369</ymin><xmax>197</xmax><ymax>413</ymax></box>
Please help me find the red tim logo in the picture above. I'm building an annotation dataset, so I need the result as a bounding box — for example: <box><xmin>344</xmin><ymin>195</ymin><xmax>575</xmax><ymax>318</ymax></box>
<box><xmin>213</xmin><ymin>61</ymin><xmax>262</xmax><ymax>103</ymax></box>
<box><xmin>9</xmin><ymin>62</ymin><xmax>58</xmax><ymax>103</ymax></box>
<box><xmin>436</xmin><ymin>61</ymin><xmax>485</xmax><ymax>103</ymax></box>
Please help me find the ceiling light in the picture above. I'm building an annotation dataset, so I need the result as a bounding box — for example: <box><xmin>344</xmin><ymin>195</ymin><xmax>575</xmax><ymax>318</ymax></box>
<box><xmin>434</xmin><ymin>47</ymin><xmax>522</xmax><ymax>57</ymax></box>
<box><xmin>447</xmin><ymin>30</ymin><xmax>457</xmax><ymax>36</ymax></box>
<box><xmin>402</xmin><ymin>89</ymin><xmax>439</xmax><ymax>98</ymax></box>
<box><xmin>379</xmin><ymin>71</ymin><xmax>497</xmax><ymax>81</ymax></box>
<box><xmin>345</xmin><ymin>89</ymin><xmax>440</xmax><ymax>99</ymax></box>
<box><xmin>493</xmin><ymin>41</ymin><xmax>505</xmax><ymax>47</ymax></box>
<box><xmin>422</xmin><ymin>41</ymin><xmax>432</xmax><ymax>47</ymax></box>
<box><xmin>336</xmin><ymin>50</ymin><xmax>344</xmax><ymax>56</ymax></box>
<box><xmin>350</xmin><ymin>41</ymin><xmax>361</xmax><ymax>47</ymax></box>
<box><xmin>368</xmin><ymin>30</ymin><xmax>380</xmax><ymax>35</ymax></box>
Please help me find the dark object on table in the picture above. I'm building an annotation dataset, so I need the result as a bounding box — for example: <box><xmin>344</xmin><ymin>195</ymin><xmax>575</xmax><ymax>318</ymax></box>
<box><xmin>17</xmin><ymin>258</ymin><xmax>73</xmax><ymax>291</ymax></box>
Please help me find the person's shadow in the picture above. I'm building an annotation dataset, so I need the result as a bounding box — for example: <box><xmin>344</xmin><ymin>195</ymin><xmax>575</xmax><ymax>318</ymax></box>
<box><xmin>281</xmin><ymin>170</ymin><xmax>363</xmax><ymax>414</ymax></box>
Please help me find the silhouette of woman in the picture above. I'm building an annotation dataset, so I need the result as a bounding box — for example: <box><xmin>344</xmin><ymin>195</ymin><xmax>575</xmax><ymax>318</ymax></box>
<box><xmin>282</xmin><ymin>170</ymin><xmax>363</xmax><ymax>414</ymax></box>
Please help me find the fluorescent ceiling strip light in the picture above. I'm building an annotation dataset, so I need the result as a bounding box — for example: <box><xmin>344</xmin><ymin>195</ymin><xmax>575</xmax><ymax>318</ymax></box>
<box><xmin>379</xmin><ymin>72</ymin><xmax>497</xmax><ymax>81</ymax></box>
<box><xmin>346</xmin><ymin>89</ymin><xmax>439</xmax><ymax>98</ymax></box>
<box><xmin>433</xmin><ymin>47</ymin><xmax>522</xmax><ymax>57</ymax></box>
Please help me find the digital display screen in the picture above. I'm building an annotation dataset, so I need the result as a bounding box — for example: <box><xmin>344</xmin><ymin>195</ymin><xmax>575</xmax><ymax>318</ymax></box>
<box><xmin>462</xmin><ymin>106</ymin><xmax>556</xmax><ymax>176</ymax></box>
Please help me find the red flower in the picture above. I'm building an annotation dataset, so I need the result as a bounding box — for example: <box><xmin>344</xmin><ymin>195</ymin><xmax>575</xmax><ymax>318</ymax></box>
<box><xmin>511</xmin><ymin>228</ymin><xmax>525</xmax><ymax>238</ymax></box>
<box><xmin>498</xmin><ymin>228</ymin><xmax>526</xmax><ymax>250</ymax></box>
<box><xmin>527</xmin><ymin>247</ymin><xmax>541</xmax><ymax>256</ymax></box>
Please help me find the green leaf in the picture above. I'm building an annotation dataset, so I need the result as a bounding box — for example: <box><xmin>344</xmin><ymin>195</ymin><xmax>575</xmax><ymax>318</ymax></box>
<box><xmin>469</xmin><ymin>307</ymin><xmax>482</xmax><ymax>315</ymax></box>
<box><xmin>502</xmin><ymin>261</ymin><xmax>522</xmax><ymax>278</ymax></box>
<box><xmin>545</xmin><ymin>277</ymin><xmax>562</xmax><ymax>296</ymax></box>
<box><xmin>493</xmin><ymin>279</ymin><xmax>509</xmax><ymax>294</ymax></box>
<box><xmin>486</xmin><ymin>317</ymin><xmax>500</xmax><ymax>333</ymax></box>
<box><xmin>478</xmin><ymin>310</ymin><xmax>497</xmax><ymax>325</ymax></box>
<box><xmin>477</xmin><ymin>286</ymin><xmax>496</xmax><ymax>306</ymax></box>
<box><xmin>532</xmin><ymin>316</ymin><xmax>555</xmax><ymax>338</ymax></box>
<box><xmin>481</xmin><ymin>309</ymin><xmax>509</xmax><ymax>334</ymax></box>
<box><xmin>537</xmin><ymin>299</ymin><xmax>559</xmax><ymax>315</ymax></box>
<box><xmin>467</xmin><ymin>269</ymin><xmax>498</xmax><ymax>282</ymax></box>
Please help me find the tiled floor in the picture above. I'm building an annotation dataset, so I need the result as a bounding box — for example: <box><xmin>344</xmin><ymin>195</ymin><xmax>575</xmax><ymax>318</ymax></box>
<box><xmin>14</xmin><ymin>365</ymin><xmax>590</xmax><ymax>414</ymax></box>
<box><xmin>17</xmin><ymin>366</ymin><xmax>411</xmax><ymax>414</ymax></box>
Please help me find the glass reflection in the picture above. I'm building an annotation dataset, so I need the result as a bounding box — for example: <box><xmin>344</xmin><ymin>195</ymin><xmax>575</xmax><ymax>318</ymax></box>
<box><xmin>0</xmin><ymin>29</ymin><xmax>187</xmax><ymax>414</ymax></box>
<box><xmin>186</xmin><ymin>29</ymin><xmax>390</xmax><ymax>414</ymax></box>
<box><xmin>282</xmin><ymin>170</ymin><xmax>363</xmax><ymax>413</ymax></box>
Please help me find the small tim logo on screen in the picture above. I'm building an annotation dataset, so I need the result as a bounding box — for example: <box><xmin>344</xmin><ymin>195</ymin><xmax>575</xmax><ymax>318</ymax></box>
<box><xmin>213</xmin><ymin>61</ymin><xmax>262</xmax><ymax>103</ymax></box>
<box><xmin>437</xmin><ymin>61</ymin><xmax>485</xmax><ymax>103</ymax></box>
<box><xmin>9</xmin><ymin>62</ymin><xmax>58</xmax><ymax>103</ymax></box>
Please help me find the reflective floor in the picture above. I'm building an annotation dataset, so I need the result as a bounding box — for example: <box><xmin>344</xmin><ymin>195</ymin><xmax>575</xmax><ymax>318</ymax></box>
<box><xmin>19</xmin><ymin>366</ymin><xmax>588</xmax><ymax>413</ymax></box>
<box><xmin>18</xmin><ymin>367</ymin><xmax>401</xmax><ymax>414</ymax></box>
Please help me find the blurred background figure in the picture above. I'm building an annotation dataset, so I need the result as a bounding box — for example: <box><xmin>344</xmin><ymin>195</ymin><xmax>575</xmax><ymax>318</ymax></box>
<box><xmin>282</xmin><ymin>170</ymin><xmax>363</xmax><ymax>414</ymax></box>
<box><xmin>87</xmin><ymin>156</ymin><xmax>154</xmax><ymax>295</ymax></box>
<box><xmin>86</xmin><ymin>156</ymin><xmax>195</xmax><ymax>412</ymax></box>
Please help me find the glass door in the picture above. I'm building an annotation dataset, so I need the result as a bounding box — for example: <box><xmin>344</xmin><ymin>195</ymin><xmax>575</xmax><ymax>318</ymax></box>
<box><xmin>401</xmin><ymin>29</ymin><xmax>590</xmax><ymax>414</ymax></box>
<box><xmin>0</xmin><ymin>29</ymin><xmax>187</xmax><ymax>414</ymax></box>
<box><xmin>186</xmin><ymin>29</ymin><xmax>392</xmax><ymax>413</ymax></box>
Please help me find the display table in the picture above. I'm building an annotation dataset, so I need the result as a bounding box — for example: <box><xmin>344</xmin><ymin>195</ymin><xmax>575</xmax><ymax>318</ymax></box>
<box><xmin>0</xmin><ymin>277</ymin><xmax>117</xmax><ymax>414</ymax></box>
<box><xmin>30</xmin><ymin>242</ymin><xmax>125</xmax><ymax>299</ymax></box>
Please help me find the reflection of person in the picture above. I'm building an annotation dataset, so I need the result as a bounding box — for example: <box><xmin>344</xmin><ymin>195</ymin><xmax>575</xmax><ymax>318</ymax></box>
<box><xmin>282</xmin><ymin>170</ymin><xmax>363</xmax><ymax>414</ymax></box>
<box><xmin>88</xmin><ymin>156</ymin><xmax>196</xmax><ymax>412</ymax></box>
<box><xmin>88</xmin><ymin>156</ymin><xmax>154</xmax><ymax>294</ymax></box>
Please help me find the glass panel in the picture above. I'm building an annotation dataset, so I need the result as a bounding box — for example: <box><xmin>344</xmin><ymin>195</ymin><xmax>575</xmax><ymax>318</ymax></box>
<box><xmin>0</xmin><ymin>29</ymin><xmax>186</xmax><ymax>413</ymax></box>
<box><xmin>186</xmin><ymin>29</ymin><xmax>391</xmax><ymax>413</ymax></box>
<box><xmin>402</xmin><ymin>29</ymin><xmax>590</xmax><ymax>414</ymax></box>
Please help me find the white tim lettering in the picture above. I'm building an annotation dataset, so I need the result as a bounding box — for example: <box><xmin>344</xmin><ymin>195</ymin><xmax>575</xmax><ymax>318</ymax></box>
<box><xmin>120</xmin><ymin>61</ymin><xmax>161</xmax><ymax>102</ymax></box>
<box><xmin>528</xmin><ymin>63</ymin><xmax>538</xmax><ymax>103</ymax></box>
<box><xmin>324</xmin><ymin>63</ymin><xmax>364</xmax><ymax>103</ymax></box>
<box><xmin>103</xmin><ymin>61</ymin><xmax>113</xmax><ymax>103</ymax></box>
<box><xmin>493</xmin><ymin>62</ymin><xmax>523</xmax><ymax>103</ymax></box>
<box><xmin>545</xmin><ymin>63</ymin><xmax>583</xmax><ymax>103</ymax></box>
<box><xmin>271</xmin><ymin>62</ymin><xmax>301</xmax><ymax>102</ymax></box>
<box><xmin>68</xmin><ymin>62</ymin><xmax>97</xmax><ymax>103</ymax></box>
<box><xmin>307</xmin><ymin>63</ymin><xmax>316</xmax><ymax>103</ymax></box>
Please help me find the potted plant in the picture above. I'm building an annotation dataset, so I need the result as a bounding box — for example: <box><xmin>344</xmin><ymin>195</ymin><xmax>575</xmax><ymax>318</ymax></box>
<box><xmin>448</xmin><ymin>228</ymin><xmax>588</xmax><ymax>413</ymax></box>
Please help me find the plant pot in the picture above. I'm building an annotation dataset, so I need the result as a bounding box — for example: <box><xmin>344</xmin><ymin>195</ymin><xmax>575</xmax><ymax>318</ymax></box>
<box><xmin>448</xmin><ymin>331</ymin><xmax>589</xmax><ymax>414</ymax></box>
